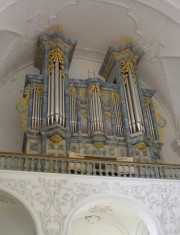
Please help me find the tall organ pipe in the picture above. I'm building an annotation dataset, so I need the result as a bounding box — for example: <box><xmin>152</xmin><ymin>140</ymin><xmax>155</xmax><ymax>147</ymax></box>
<box><xmin>62</xmin><ymin>74</ymin><xmax>65</xmax><ymax>126</ymax></box>
<box><xmin>123</xmin><ymin>86</ymin><xmax>132</xmax><ymax>133</ymax></box>
<box><xmin>55</xmin><ymin>59</ymin><xmax>59</xmax><ymax>123</ymax></box>
<box><xmin>32</xmin><ymin>90</ymin><xmax>36</xmax><ymax>129</ymax></box>
<box><xmin>50</xmin><ymin>69</ymin><xmax>55</xmax><ymax>125</ymax></box>
<box><xmin>59</xmin><ymin>69</ymin><xmax>62</xmax><ymax>125</ymax></box>
<box><xmin>126</xmin><ymin>79</ymin><xmax>136</xmax><ymax>132</ymax></box>
<box><xmin>129</xmin><ymin>68</ymin><xmax>143</xmax><ymax>132</ymax></box>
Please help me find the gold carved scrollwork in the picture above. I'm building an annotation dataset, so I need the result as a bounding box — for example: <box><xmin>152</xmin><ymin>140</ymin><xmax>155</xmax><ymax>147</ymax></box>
<box><xmin>152</xmin><ymin>100</ymin><xmax>166</xmax><ymax>142</ymax></box>
<box><xmin>48</xmin><ymin>48</ymin><xmax>65</xmax><ymax>78</ymax></box>
<box><xmin>102</xmin><ymin>90</ymin><xmax>109</xmax><ymax>101</ymax></box>
<box><xmin>105</xmin><ymin>112</ymin><xmax>111</xmax><ymax>120</ymax></box>
<box><xmin>88</xmin><ymin>85</ymin><xmax>101</xmax><ymax>99</ymax></box>
<box><xmin>16</xmin><ymin>84</ymin><xmax>30</xmax><ymax>131</ymax></box>
<box><xmin>79</xmin><ymin>88</ymin><xmax>86</xmax><ymax>98</ymax></box>
<box><xmin>112</xmin><ymin>92</ymin><xmax>120</xmax><ymax>102</ymax></box>
<box><xmin>34</xmin><ymin>83</ymin><xmax>43</xmax><ymax>97</ymax></box>
<box><xmin>135</xmin><ymin>142</ymin><xmax>147</xmax><ymax>151</ymax></box>
<box><xmin>144</xmin><ymin>97</ymin><xmax>149</xmax><ymax>107</ymax></box>
<box><xmin>80</xmin><ymin>109</ymin><xmax>87</xmax><ymax>118</ymax></box>
<box><xmin>121</xmin><ymin>59</ymin><xmax>136</xmax><ymax>86</ymax></box>
<box><xmin>69</xmin><ymin>87</ymin><xmax>76</xmax><ymax>96</ymax></box>
<box><xmin>93</xmin><ymin>142</ymin><xmax>104</xmax><ymax>149</ymax></box>
<box><xmin>50</xmin><ymin>135</ymin><xmax>62</xmax><ymax>143</ymax></box>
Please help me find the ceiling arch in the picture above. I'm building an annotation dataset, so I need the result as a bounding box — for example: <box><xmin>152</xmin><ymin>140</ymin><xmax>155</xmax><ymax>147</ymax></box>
<box><xmin>0</xmin><ymin>0</ymin><xmax>180</xmax><ymax>149</ymax></box>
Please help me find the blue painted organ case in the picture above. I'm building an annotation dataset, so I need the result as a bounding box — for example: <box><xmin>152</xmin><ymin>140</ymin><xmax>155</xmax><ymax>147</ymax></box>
<box><xmin>21</xmin><ymin>28</ymin><xmax>163</xmax><ymax>162</ymax></box>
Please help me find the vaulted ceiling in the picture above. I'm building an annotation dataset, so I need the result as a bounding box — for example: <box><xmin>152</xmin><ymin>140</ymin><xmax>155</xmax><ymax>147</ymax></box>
<box><xmin>0</xmin><ymin>0</ymin><xmax>180</xmax><ymax>139</ymax></box>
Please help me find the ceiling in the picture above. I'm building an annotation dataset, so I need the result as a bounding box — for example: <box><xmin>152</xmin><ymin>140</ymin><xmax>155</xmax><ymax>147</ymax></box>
<box><xmin>0</xmin><ymin>0</ymin><xmax>180</xmax><ymax>139</ymax></box>
<box><xmin>68</xmin><ymin>196</ymin><xmax>152</xmax><ymax>235</ymax></box>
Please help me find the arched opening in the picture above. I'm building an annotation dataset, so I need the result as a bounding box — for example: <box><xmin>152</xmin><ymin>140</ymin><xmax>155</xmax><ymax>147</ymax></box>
<box><xmin>67</xmin><ymin>195</ymin><xmax>161</xmax><ymax>235</ymax></box>
<box><xmin>0</xmin><ymin>189</ymin><xmax>39</xmax><ymax>235</ymax></box>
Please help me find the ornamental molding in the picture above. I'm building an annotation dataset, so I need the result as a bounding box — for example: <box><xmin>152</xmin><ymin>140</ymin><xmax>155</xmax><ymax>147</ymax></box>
<box><xmin>0</xmin><ymin>173</ymin><xmax>179</xmax><ymax>235</ymax></box>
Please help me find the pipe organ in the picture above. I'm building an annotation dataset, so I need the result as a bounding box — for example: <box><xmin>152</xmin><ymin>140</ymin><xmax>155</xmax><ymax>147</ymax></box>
<box><xmin>18</xmin><ymin>27</ymin><xmax>163</xmax><ymax>162</ymax></box>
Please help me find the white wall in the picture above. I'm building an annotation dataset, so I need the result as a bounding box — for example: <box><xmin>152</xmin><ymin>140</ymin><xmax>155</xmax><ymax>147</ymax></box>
<box><xmin>0</xmin><ymin>59</ymin><xmax>179</xmax><ymax>163</ymax></box>
<box><xmin>0</xmin><ymin>170</ymin><xmax>180</xmax><ymax>235</ymax></box>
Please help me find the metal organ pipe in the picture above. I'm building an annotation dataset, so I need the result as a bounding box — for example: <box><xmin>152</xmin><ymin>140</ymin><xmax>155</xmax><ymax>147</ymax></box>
<box><xmin>126</xmin><ymin>79</ymin><xmax>136</xmax><ymax>133</ymax></box>
<box><xmin>146</xmin><ymin>102</ymin><xmax>155</xmax><ymax>139</ymax></box>
<box><xmin>55</xmin><ymin>59</ymin><xmax>59</xmax><ymax>123</ymax></box>
<box><xmin>47</xmin><ymin>58</ymin><xmax>65</xmax><ymax>127</ymax></box>
<box><xmin>90</xmin><ymin>87</ymin><xmax>103</xmax><ymax>132</ymax></box>
<box><xmin>50</xmin><ymin>69</ymin><xmax>55</xmax><ymax>125</ymax></box>
<box><xmin>47</xmin><ymin>75</ymin><xmax>51</xmax><ymax>126</ymax></box>
<box><xmin>128</xmin><ymin>68</ymin><xmax>144</xmax><ymax>132</ymax></box>
<box><xmin>123</xmin><ymin>85</ymin><xmax>132</xmax><ymax>133</ymax></box>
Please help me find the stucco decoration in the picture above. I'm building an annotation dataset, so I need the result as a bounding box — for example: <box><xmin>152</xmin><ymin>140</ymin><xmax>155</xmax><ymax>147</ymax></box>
<box><xmin>0</xmin><ymin>172</ymin><xmax>179</xmax><ymax>235</ymax></box>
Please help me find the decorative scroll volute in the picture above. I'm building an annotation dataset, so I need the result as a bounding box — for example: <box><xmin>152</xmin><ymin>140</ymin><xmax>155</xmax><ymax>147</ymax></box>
<box><xmin>34</xmin><ymin>83</ymin><xmax>43</xmax><ymax>97</ymax></box>
<box><xmin>105</xmin><ymin>112</ymin><xmax>111</xmax><ymax>120</ymax></box>
<box><xmin>88</xmin><ymin>85</ymin><xmax>101</xmax><ymax>99</ymax></box>
<box><xmin>16</xmin><ymin>84</ymin><xmax>30</xmax><ymax>131</ymax></box>
<box><xmin>48</xmin><ymin>48</ymin><xmax>65</xmax><ymax>78</ymax></box>
<box><xmin>112</xmin><ymin>92</ymin><xmax>120</xmax><ymax>102</ymax></box>
<box><xmin>69</xmin><ymin>87</ymin><xmax>76</xmax><ymax>96</ymax></box>
<box><xmin>144</xmin><ymin>97</ymin><xmax>149</xmax><ymax>107</ymax></box>
<box><xmin>121</xmin><ymin>59</ymin><xmax>136</xmax><ymax>86</ymax></box>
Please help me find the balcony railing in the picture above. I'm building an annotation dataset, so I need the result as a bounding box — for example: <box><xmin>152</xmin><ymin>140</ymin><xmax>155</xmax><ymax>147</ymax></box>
<box><xmin>0</xmin><ymin>152</ymin><xmax>180</xmax><ymax>179</ymax></box>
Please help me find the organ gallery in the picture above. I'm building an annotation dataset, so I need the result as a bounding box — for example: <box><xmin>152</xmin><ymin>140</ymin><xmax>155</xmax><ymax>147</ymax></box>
<box><xmin>18</xmin><ymin>27</ymin><xmax>163</xmax><ymax>162</ymax></box>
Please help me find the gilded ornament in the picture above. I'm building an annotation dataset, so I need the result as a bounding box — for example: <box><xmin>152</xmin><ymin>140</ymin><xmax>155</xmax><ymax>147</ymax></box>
<box><xmin>152</xmin><ymin>100</ymin><xmax>166</xmax><ymax>142</ymax></box>
<box><xmin>102</xmin><ymin>90</ymin><xmax>109</xmax><ymax>101</ymax></box>
<box><xmin>112</xmin><ymin>92</ymin><xmax>120</xmax><ymax>102</ymax></box>
<box><xmin>105</xmin><ymin>112</ymin><xmax>111</xmax><ymax>120</ymax></box>
<box><xmin>135</xmin><ymin>142</ymin><xmax>147</xmax><ymax>151</ymax></box>
<box><xmin>69</xmin><ymin>87</ymin><xmax>76</xmax><ymax>96</ymax></box>
<box><xmin>80</xmin><ymin>109</ymin><xmax>87</xmax><ymax>118</ymax></box>
<box><xmin>144</xmin><ymin>97</ymin><xmax>149</xmax><ymax>107</ymax></box>
<box><xmin>79</xmin><ymin>88</ymin><xmax>86</xmax><ymax>98</ymax></box>
<box><xmin>50</xmin><ymin>135</ymin><xmax>63</xmax><ymax>143</ymax></box>
<box><xmin>93</xmin><ymin>142</ymin><xmax>104</xmax><ymax>149</ymax></box>
<box><xmin>34</xmin><ymin>83</ymin><xmax>43</xmax><ymax>97</ymax></box>
<box><xmin>121</xmin><ymin>59</ymin><xmax>136</xmax><ymax>86</ymax></box>
<box><xmin>16</xmin><ymin>84</ymin><xmax>30</xmax><ymax>131</ymax></box>
<box><xmin>48</xmin><ymin>48</ymin><xmax>65</xmax><ymax>77</ymax></box>
<box><xmin>88</xmin><ymin>85</ymin><xmax>101</xmax><ymax>99</ymax></box>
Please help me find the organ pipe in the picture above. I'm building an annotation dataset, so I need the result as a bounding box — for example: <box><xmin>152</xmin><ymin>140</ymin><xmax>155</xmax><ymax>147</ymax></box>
<box><xmin>90</xmin><ymin>87</ymin><xmax>103</xmax><ymax>132</ymax></box>
<box><xmin>50</xmin><ymin>69</ymin><xmax>55</xmax><ymax>125</ymax></box>
<box><xmin>47</xmin><ymin>75</ymin><xmax>51</xmax><ymax>125</ymax></box>
<box><xmin>122</xmin><ymin>64</ymin><xmax>144</xmax><ymax>134</ymax></box>
<box><xmin>55</xmin><ymin>59</ymin><xmax>59</xmax><ymax>123</ymax></box>
<box><xmin>113</xmin><ymin>96</ymin><xmax>123</xmax><ymax>136</ymax></box>
<box><xmin>70</xmin><ymin>90</ymin><xmax>77</xmax><ymax>133</ymax></box>
<box><xmin>32</xmin><ymin>86</ymin><xmax>42</xmax><ymax>130</ymax></box>
<box><xmin>47</xmin><ymin>58</ymin><xmax>65</xmax><ymax>127</ymax></box>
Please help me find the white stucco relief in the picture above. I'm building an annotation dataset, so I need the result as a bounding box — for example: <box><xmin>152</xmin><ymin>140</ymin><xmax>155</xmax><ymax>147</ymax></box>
<box><xmin>0</xmin><ymin>171</ymin><xmax>179</xmax><ymax>235</ymax></box>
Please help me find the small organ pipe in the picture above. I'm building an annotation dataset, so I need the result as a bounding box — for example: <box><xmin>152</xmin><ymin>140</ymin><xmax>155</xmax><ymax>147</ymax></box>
<box><xmin>37</xmin><ymin>94</ymin><xmax>40</xmax><ymax>129</ymax></box>
<box><xmin>146</xmin><ymin>104</ymin><xmax>155</xmax><ymax>139</ymax></box>
<box><xmin>62</xmin><ymin>76</ymin><xmax>65</xmax><ymax>126</ymax></box>
<box><xmin>55</xmin><ymin>59</ymin><xmax>59</xmax><ymax>123</ymax></box>
<box><xmin>39</xmin><ymin>96</ymin><xmax>42</xmax><ymax>129</ymax></box>
<box><xmin>32</xmin><ymin>89</ymin><xmax>36</xmax><ymax>129</ymax></box>
<box><xmin>34</xmin><ymin>91</ymin><xmax>38</xmax><ymax>129</ymax></box>
<box><xmin>97</xmin><ymin>91</ymin><xmax>103</xmax><ymax>130</ymax></box>
<box><xmin>47</xmin><ymin>75</ymin><xmax>51</xmax><ymax>125</ymax></box>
